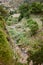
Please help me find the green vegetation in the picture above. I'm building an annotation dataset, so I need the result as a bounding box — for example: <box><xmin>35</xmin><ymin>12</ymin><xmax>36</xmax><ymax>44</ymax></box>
<box><xmin>27</xmin><ymin>19</ymin><xmax>39</xmax><ymax>35</ymax></box>
<box><xmin>0</xmin><ymin>29</ymin><xmax>14</xmax><ymax>65</ymax></box>
<box><xmin>6</xmin><ymin>16</ymin><xmax>18</xmax><ymax>25</ymax></box>
<box><xmin>0</xmin><ymin>5</ymin><xmax>9</xmax><ymax>19</ymax></box>
<box><xmin>27</xmin><ymin>38</ymin><xmax>43</xmax><ymax>65</ymax></box>
<box><xmin>18</xmin><ymin>3</ymin><xmax>30</xmax><ymax>21</ymax></box>
<box><xmin>0</xmin><ymin>16</ymin><xmax>5</xmax><ymax>29</ymax></box>
<box><xmin>0</xmin><ymin>2</ymin><xmax>43</xmax><ymax>65</ymax></box>
<box><xmin>18</xmin><ymin>2</ymin><xmax>43</xmax><ymax>21</ymax></box>
<box><xmin>0</xmin><ymin>14</ymin><xmax>14</xmax><ymax>65</ymax></box>
<box><xmin>31</xmin><ymin>2</ymin><xmax>43</xmax><ymax>14</ymax></box>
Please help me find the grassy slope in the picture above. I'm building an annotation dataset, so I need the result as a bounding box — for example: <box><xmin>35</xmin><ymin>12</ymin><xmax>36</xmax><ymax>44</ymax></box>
<box><xmin>6</xmin><ymin>14</ymin><xmax>43</xmax><ymax>64</ymax></box>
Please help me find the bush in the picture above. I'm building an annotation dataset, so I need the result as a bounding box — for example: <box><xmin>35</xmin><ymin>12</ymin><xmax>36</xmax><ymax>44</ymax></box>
<box><xmin>27</xmin><ymin>19</ymin><xmax>39</xmax><ymax>35</ymax></box>
<box><xmin>27</xmin><ymin>40</ymin><xmax>43</xmax><ymax>65</ymax></box>
<box><xmin>27</xmin><ymin>30</ymin><xmax>43</xmax><ymax>65</ymax></box>
<box><xmin>31</xmin><ymin>2</ymin><xmax>43</xmax><ymax>14</ymax></box>
<box><xmin>18</xmin><ymin>3</ymin><xmax>30</xmax><ymax>21</ymax></box>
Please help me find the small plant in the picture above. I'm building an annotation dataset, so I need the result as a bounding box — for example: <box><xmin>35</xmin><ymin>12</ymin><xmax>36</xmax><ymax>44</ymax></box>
<box><xmin>6</xmin><ymin>16</ymin><xmax>18</xmax><ymax>25</ymax></box>
<box><xmin>27</xmin><ymin>19</ymin><xmax>39</xmax><ymax>35</ymax></box>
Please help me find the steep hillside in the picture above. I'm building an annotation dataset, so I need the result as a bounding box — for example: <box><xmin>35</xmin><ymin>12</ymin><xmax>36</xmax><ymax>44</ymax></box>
<box><xmin>0</xmin><ymin>1</ymin><xmax>43</xmax><ymax>65</ymax></box>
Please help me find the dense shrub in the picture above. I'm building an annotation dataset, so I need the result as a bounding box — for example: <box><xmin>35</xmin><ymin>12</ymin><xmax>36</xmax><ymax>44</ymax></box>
<box><xmin>27</xmin><ymin>19</ymin><xmax>39</xmax><ymax>35</ymax></box>
<box><xmin>18</xmin><ymin>3</ymin><xmax>30</xmax><ymax>21</ymax></box>
<box><xmin>31</xmin><ymin>2</ymin><xmax>43</xmax><ymax>14</ymax></box>
<box><xmin>27</xmin><ymin>30</ymin><xmax>43</xmax><ymax>65</ymax></box>
<box><xmin>27</xmin><ymin>40</ymin><xmax>43</xmax><ymax>65</ymax></box>
<box><xmin>18</xmin><ymin>2</ymin><xmax>43</xmax><ymax>21</ymax></box>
